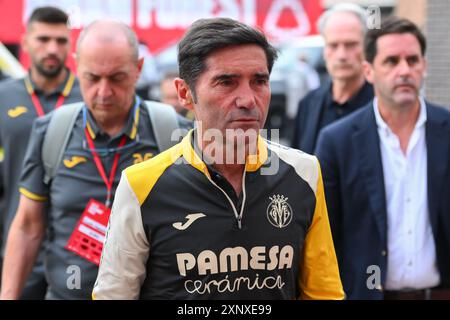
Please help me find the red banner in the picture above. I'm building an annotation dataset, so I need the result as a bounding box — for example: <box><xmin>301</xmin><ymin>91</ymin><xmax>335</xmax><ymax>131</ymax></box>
<box><xmin>0</xmin><ymin>0</ymin><xmax>323</xmax><ymax>69</ymax></box>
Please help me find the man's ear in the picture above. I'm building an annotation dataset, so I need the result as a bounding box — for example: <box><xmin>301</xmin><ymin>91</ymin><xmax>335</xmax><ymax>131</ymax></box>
<box><xmin>422</xmin><ymin>57</ymin><xmax>428</xmax><ymax>79</ymax></box>
<box><xmin>21</xmin><ymin>34</ymin><xmax>29</xmax><ymax>55</ymax></box>
<box><xmin>363</xmin><ymin>60</ymin><xmax>374</xmax><ymax>84</ymax></box>
<box><xmin>136</xmin><ymin>57</ymin><xmax>144</xmax><ymax>74</ymax></box>
<box><xmin>174</xmin><ymin>78</ymin><xmax>194</xmax><ymax>110</ymax></box>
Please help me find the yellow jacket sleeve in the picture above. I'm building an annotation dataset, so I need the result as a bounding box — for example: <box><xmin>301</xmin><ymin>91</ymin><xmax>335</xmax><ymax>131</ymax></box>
<box><xmin>298</xmin><ymin>163</ymin><xmax>345</xmax><ymax>300</ymax></box>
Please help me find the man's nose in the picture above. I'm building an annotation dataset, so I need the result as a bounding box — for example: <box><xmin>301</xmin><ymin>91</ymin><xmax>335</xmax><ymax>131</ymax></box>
<box><xmin>97</xmin><ymin>79</ymin><xmax>113</xmax><ymax>98</ymax></box>
<box><xmin>397</xmin><ymin>59</ymin><xmax>412</xmax><ymax>76</ymax></box>
<box><xmin>46</xmin><ymin>39</ymin><xmax>60</xmax><ymax>55</ymax></box>
<box><xmin>335</xmin><ymin>44</ymin><xmax>348</xmax><ymax>60</ymax></box>
<box><xmin>235</xmin><ymin>83</ymin><xmax>257</xmax><ymax>109</ymax></box>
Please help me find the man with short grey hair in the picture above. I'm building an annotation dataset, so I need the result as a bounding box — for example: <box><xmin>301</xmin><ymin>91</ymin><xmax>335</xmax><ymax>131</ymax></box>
<box><xmin>291</xmin><ymin>3</ymin><xmax>374</xmax><ymax>154</ymax></box>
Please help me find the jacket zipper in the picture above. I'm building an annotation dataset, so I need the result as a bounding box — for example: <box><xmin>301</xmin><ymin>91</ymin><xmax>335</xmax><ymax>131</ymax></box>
<box><xmin>206</xmin><ymin>170</ymin><xmax>247</xmax><ymax>230</ymax></box>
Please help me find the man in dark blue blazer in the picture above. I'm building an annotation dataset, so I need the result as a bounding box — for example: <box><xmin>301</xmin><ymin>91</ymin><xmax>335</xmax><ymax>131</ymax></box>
<box><xmin>291</xmin><ymin>3</ymin><xmax>373</xmax><ymax>154</ymax></box>
<box><xmin>316</xmin><ymin>17</ymin><xmax>450</xmax><ymax>300</ymax></box>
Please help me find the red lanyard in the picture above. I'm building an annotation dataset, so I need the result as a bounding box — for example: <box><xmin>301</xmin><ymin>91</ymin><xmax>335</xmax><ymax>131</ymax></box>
<box><xmin>24</xmin><ymin>72</ymin><xmax>74</xmax><ymax>117</ymax></box>
<box><xmin>84</xmin><ymin>129</ymin><xmax>127</xmax><ymax>207</ymax></box>
<box><xmin>30</xmin><ymin>93</ymin><xmax>65</xmax><ymax>117</ymax></box>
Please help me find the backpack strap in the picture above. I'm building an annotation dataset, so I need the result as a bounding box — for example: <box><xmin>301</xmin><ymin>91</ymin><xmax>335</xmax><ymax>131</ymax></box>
<box><xmin>42</xmin><ymin>102</ymin><xmax>83</xmax><ymax>184</ymax></box>
<box><xmin>41</xmin><ymin>100</ymin><xmax>180</xmax><ymax>184</ymax></box>
<box><xmin>144</xmin><ymin>100</ymin><xmax>180</xmax><ymax>151</ymax></box>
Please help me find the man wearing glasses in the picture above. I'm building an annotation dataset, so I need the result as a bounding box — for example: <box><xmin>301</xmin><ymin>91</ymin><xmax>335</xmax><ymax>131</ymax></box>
<box><xmin>0</xmin><ymin>20</ymin><xmax>190</xmax><ymax>299</ymax></box>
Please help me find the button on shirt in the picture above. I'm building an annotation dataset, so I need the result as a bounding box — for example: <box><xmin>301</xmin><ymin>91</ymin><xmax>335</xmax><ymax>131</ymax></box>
<box><xmin>373</xmin><ymin>97</ymin><xmax>440</xmax><ymax>290</ymax></box>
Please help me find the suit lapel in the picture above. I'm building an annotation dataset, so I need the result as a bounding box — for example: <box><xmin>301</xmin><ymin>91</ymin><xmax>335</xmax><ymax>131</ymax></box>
<box><xmin>426</xmin><ymin>103</ymin><xmax>449</xmax><ymax>234</ymax></box>
<box><xmin>353</xmin><ymin>106</ymin><xmax>387</xmax><ymax>246</ymax></box>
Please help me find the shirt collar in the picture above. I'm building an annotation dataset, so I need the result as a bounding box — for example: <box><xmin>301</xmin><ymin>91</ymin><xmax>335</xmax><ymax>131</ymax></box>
<box><xmin>85</xmin><ymin>96</ymin><xmax>141</xmax><ymax>140</ymax></box>
<box><xmin>180</xmin><ymin>129</ymin><xmax>269</xmax><ymax>178</ymax></box>
<box><xmin>327</xmin><ymin>80</ymin><xmax>372</xmax><ymax>108</ymax></box>
<box><xmin>347</xmin><ymin>81</ymin><xmax>373</xmax><ymax>107</ymax></box>
<box><xmin>24</xmin><ymin>68</ymin><xmax>75</xmax><ymax>97</ymax></box>
<box><xmin>373</xmin><ymin>96</ymin><xmax>427</xmax><ymax>134</ymax></box>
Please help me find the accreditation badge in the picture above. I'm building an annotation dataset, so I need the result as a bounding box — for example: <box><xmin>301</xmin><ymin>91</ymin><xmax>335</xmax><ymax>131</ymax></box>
<box><xmin>65</xmin><ymin>199</ymin><xmax>111</xmax><ymax>265</ymax></box>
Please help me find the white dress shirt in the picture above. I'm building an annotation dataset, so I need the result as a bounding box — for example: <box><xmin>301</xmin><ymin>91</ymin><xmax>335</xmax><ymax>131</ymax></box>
<box><xmin>373</xmin><ymin>98</ymin><xmax>440</xmax><ymax>290</ymax></box>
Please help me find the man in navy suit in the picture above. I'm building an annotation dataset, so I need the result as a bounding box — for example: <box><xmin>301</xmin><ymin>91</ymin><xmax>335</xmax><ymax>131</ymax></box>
<box><xmin>291</xmin><ymin>3</ymin><xmax>373</xmax><ymax>154</ymax></box>
<box><xmin>316</xmin><ymin>17</ymin><xmax>450</xmax><ymax>300</ymax></box>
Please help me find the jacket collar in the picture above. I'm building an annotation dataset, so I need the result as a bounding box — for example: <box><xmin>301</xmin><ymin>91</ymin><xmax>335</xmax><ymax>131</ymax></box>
<box><xmin>425</xmin><ymin>102</ymin><xmax>450</xmax><ymax>235</ymax></box>
<box><xmin>352</xmin><ymin>102</ymin><xmax>388</xmax><ymax>246</ymax></box>
<box><xmin>180</xmin><ymin>129</ymin><xmax>268</xmax><ymax>178</ymax></box>
<box><xmin>24</xmin><ymin>68</ymin><xmax>75</xmax><ymax>97</ymax></box>
<box><xmin>351</xmin><ymin>99</ymin><xmax>448</xmax><ymax>247</ymax></box>
<box><xmin>85</xmin><ymin>97</ymin><xmax>141</xmax><ymax>140</ymax></box>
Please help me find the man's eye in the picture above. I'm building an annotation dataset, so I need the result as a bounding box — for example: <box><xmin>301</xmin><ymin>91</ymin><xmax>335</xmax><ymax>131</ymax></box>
<box><xmin>255</xmin><ymin>78</ymin><xmax>268</xmax><ymax>85</ymax></box>
<box><xmin>56</xmin><ymin>38</ymin><xmax>68</xmax><ymax>45</ymax></box>
<box><xmin>37</xmin><ymin>37</ymin><xmax>50</xmax><ymax>43</ymax></box>
<box><xmin>386</xmin><ymin>57</ymin><xmax>398</xmax><ymax>65</ymax></box>
<box><xmin>327</xmin><ymin>44</ymin><xmax>338</xmax><ymax>50</ymax></box>
<box><xmin>345</xmin><ymin>43</ymin><xmax>358</xmax><ymax>49</ymax></box>
<box><xmin>86</xmin><ymin>75</ymin><xmax>99</xmax><ymax>82</ymax></box>
<box><xmin>111</xmin><ymin>75</ymin><xmax>126</xmax><ymax>82</ymax></box>
<box><xmin>219</xmin><ymin>79</ymin><xmax>233</xmax><ymax>86</ymax></box>
<box><xmin>407</xmin><ymin>56</ymin><xmax>419</xmax><ymax>66</ymax></box>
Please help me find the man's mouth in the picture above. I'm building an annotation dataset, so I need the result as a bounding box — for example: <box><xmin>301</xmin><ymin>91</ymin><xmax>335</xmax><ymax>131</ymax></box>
<box><xmin>43</xmin><ymin>57</ymin><xmax>60</xmax><ymax>65</ymax></box>
<box><xmin>395</xmin><ymin>84</ymin><xmax>414</xmax><ymax>90</ymax></box>
<box><xmin>232</xmin><ymin>118</ymin><xmax>258</xmax><ymax>122</ymax></box>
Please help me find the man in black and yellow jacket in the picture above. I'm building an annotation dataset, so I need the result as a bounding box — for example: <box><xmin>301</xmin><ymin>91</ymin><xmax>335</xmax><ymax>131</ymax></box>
<box><xmin>93</xmin><ymin>17</ymin><xmax>344</xmax><ymax>300</ymax></box>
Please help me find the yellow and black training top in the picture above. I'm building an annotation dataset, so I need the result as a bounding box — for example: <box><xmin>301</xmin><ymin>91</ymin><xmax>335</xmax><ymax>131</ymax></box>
<box><xmin>93</xmin><ymin>130</ymin><xmax>344</xmax><ymax>300</ymax></box>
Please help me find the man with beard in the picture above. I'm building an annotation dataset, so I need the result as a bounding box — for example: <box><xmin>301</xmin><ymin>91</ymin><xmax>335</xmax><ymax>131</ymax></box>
<box><xmin>0</xmin><ymin>7</ymin><xmax>81</xmax><ymax>299</ymax></box>
<box><xmin>291</xmin><ymin>3</ymin><xmax>374</xmax><ymax>154</ymax></box>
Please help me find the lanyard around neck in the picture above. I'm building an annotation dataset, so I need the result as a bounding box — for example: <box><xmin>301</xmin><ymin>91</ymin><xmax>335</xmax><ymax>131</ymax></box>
<box><xmin>82</xmin><ymin>96</ymin><xmax>140</xmax><ymax>206</ymax></box>
<box><xmin>84</xmin><ymin>129</ymin><xmax>127</xmax><ymax>208</ymax></box>
<box><xmin>24</xmin><ymin>72</ymin><xmax>75</xmax><ymax>117</ymax></box>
